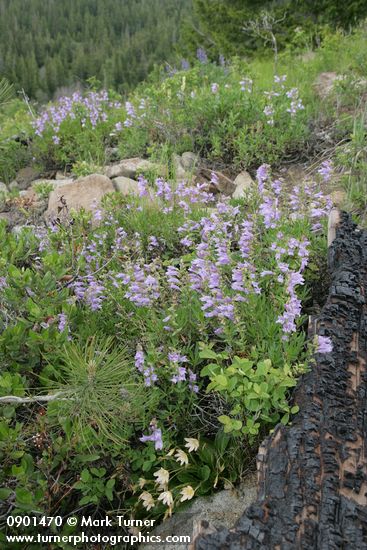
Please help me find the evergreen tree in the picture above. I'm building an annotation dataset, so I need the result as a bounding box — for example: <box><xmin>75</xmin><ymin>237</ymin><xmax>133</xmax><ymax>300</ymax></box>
<box><xmin>0</xmin><ymin>0</ymin><xmax>191</xmax><ymax>99</ymax></box>
<box><xmin>182</xmin><ymin>0</ymin><xmax>367</xmax><ymax>59</ymax></box>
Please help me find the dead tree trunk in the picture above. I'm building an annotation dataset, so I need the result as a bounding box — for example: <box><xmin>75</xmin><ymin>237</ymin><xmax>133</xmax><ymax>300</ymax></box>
<box><xmin>194</xmin><ymin>213</ymin><xmax>367</xmax><ymax>549</ymax></box>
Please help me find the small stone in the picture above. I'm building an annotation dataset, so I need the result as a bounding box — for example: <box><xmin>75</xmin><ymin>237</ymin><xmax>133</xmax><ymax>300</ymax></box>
<box><xmin>9</xmin><ymin>180</ymin><xmax>19</xmax><ymax>191</ymax></box>
<box><xmin>232</xmin><ymin>171</ymin><xmax>254</xmax><ymax>199</ymax></box>
<box><xmin>45</xmin><ymin>173</ymin><xmax>114</xmax><ymax>219</ymax></box>
<box><xmin>104</xmin><ymin>158</ymin><xmax>167</xmax><ymax>179</ymax></box>
<box><xmin>139</xmin><ymin>475</ymin><xmax>257</xmax><ymax>550</ymax></box>
<box><xmin>113</xmin><ymin>176</ymin><xmax>139</xmax><ymax>196</ymax></box>
<box><xmin>0</xmin><ymin>182</ymin><xmax>7</xmax><ymax>193</ymax></box>
<box><xmin>15</xmin><ymin>166</ymin><xmax>40</xmax><ymax>190</ymax></box>
<box><xmin>181</xmin><ymin>152</ymin><xmax>199</xmax><ymax>171</ymax></box>
<box><xmin>199</xmin><ymin>168</ymin><xmax>235</xmax><ymax>195</ymax></box>
<box><xmin>173</xmin><ymin>154</ymin><xmax>190</xmax><ymax>181</ymax></box>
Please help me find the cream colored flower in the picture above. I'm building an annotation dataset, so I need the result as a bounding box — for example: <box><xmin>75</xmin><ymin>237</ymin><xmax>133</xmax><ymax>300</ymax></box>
<box><xmin>139</xmin><ymin>491</ymin><xmax>155</xmax><ymax>511</ymax></box>
<box><xmin>180</xmin><ymin>485</ymin><xmax>195</xmax><ymax>502</ymax></box>
<box><xmin>166</xmin><ymin>448</ymin><xmax>175</xmax><ymax>457</ymax></box>
<box><xmin>138</xmin><ymin>478</ymin><xmax>147</xmax><ymax>489</ymax></box>
<box><xmin>175</xmin><ymin>449</ymin><xmax>189</xmax><ymax>466</ymax></box>
<box><xmin>158</xmin><ymin>490</ymin><xmax>173</xmax><ymax>507</ymax></box>
<box><xmin>184</xmin><ymin>437</ymin><xmax>199</xmax><ymax>453</ymax></box>
<box><xmin>153</xmin><ymin>468</ymin><xmax>169</xmax><ymax>487</ymax></box>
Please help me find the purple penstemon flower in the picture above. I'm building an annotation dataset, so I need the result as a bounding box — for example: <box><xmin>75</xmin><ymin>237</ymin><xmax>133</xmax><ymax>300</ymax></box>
<box><xmin>142</xmin><ymin>365</ymin><xmax>158</xmax><ymax>386</ymax></box>
<box><xmin>123</xmin><ymin>264</ymin><xmax>160</xmax><ymax>307</ymax></box>
<box><xmin>210</xmin><ymin>172</ymin><xmax>219</xmax><ymax>186</ymax></box>
<box><xmin>259</xmin><ymin>195</ymin><xmax>280</xmax><ymax>229</ymax></box>
<box><xmin>84</xmin><ymin>277</ymin><xmax>106</xmax><ymax>311</ymax></box>
<box><xmin>166</xmin><ymin>265</ymin><xmax>181</xmax><ymax>291</ymax></box>
<box><xmin>171</xmin><ymin>366</ymin><xmax>187</xmax><ymax>384</ymax></box>
<box><xmin>135</xmin><ymin>348</ymin><xmax>145</xmax><ymax>372</ymax></box>
<box><xmin>316</xmin><ymin>335</ymin><xmax>333</xmax><ymax>353</ymax></box>
<box><xmin>256</xmin><ymin>164</ymin><xmax>270</xmax><ymax>194</ymax></box>
<box><xmin>140</xmin><ymin>422</ymin><xmax>163</xmax><ymax>451</ymax></box>
<box><xmin>137</xmin><ymin>175</ymin><xmax>149</xmax><ymax>197</ymax></box>
<box><xmin>168</xmin><ymin>352</ymin><xmax>188</xmax><ymax>364</ymax></box>
<box><xmin>57</xmin><ymin>313</ymin><xmax>68</xmax><ymax>332</ymax></box>
<box><xmin>276</xmin><ymin>269</ymin><xmax>304</xmax><ymax>336</ymax></box>
<box><xmin>240</xmin><ymin>78</ymin><xmax>253</xmax><ymax>92</ymax></box>
<box><xmin>317</xmin><ymin>160</ymin><xmax>333</xmax><ymax>183</ymax></box>
<box><xmin>188</xmin><ymin>369</ymin><xmax>199</xmax><ymax>393</ymax></box>
<box><xmin>135</xmin><ymin>347</ymin><xmax>157</xmax><ymax>386</ymax></box>
<box><xmin>197</xmin><ymin>47</ymin><xmax>208</xmax><ymax>64</ymax></box>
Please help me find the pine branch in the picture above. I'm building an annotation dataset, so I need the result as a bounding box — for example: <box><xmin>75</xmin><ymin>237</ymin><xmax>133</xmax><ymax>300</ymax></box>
<box><xmin>0</xmin><ymin>392</ymin><xmax>69</xmax><ymax>404</ymax></box>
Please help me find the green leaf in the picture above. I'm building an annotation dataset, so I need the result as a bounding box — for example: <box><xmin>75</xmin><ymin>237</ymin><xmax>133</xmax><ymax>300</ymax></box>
<box><xmin>0</xmin><ymin>488</ymin><xmax>12</xmax><ymax>499</ymax></box>
<box><xmin>232</xmin><ymin>420</ymin><xmax>243</xmax><ymax>431</ymax></box>
<box><xmin>80</xmin><ymin>469</ymin><xmax>91</xmax><ymax>483</ymax></box>
<box><xmin>218</xmin><ymin>415</ymin><xmax>231</xmax><ymax>425</ymax></box>
<box><xmin>200</xmin><ymin>363</ymin><xmax>218</xmax><ymax>377</ymax></box>
<box><xmin>214</xmin><ymin>374</ymin><xmax>228</xmax><ymax>388</ymax></box>
<box><xmin>15</xmin><ymin>487</ymin><xmax>33</xmax><ymax>505</ymax></box>
<box><xmin>199</xmin><ymin>348</ymin><xmax>218</xmax><ymax>360</ymax></box>
<box><xmin>79</xmin><ymin>495</ymin><xmax>93</xmax><ymax>506</ymax></box>
<box><xmin>199</xmin><ymin>465</ymin><xmax>211</xmax><ymax>481</ymax></box>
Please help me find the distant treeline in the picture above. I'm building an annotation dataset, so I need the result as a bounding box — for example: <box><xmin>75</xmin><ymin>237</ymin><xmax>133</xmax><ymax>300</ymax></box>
<box><xmin>0</xmin><ymin>0</ymin><xmax>191</xmax><ymax>100</ymax></box>
<box><xmin>181</xmin><ymin>0</ymin><xmax>367</xmax><ymax>59</ymax></box>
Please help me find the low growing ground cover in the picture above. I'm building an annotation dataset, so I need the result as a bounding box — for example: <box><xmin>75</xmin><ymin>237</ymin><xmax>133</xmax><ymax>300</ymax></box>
<box><xmin>0</xmin><ymin>161</ymin><xmax>332</xmax><ymax>545</ymax></box>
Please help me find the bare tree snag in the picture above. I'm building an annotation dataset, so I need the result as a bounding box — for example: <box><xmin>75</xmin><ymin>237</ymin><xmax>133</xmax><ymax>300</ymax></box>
<box><xmin>194</xmin><ymin>213</ymin><xmax>367</xmax><ymax>549</ymax></box>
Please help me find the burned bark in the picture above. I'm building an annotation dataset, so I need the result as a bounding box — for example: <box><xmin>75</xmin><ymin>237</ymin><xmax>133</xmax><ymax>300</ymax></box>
<box><xmin>194</xmin><ymin>213</ymin><xmax>367</xmax><ymax>550</ymax></box>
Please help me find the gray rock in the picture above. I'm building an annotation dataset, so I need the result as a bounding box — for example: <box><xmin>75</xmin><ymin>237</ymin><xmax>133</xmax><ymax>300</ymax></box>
<box><xmin>199</xmin><ymin>168</ymin><xmax>235</xmax><ymax>196</ymax></box>
<box><xmin>232</xmin><ymin>171</ymin><xmax>254</xmax><ymax>199</ymax></box>
<box><xmin>139</xmin><ymin>475</ymin><xmax>257</xmax><ymax>550</ymax></box>
<box><xmin>0</xmin><ymin>182</ymin><xmax>7</xmax><ymax>194</ymax></box>
<box><xmin>104</xmin><ymin>158</ymin><xmax>167</xmax><ymax>179</ymax></box>
<box><xmin>46</xmin><ymin>173</ymin><xmax>114</xmax><ymax>219</ymax></box>
<box><xmin>113</xmin><ymin>176</ymin><xmax>139</xmax><ymax>196</ymax></box>
<box><xmin>173</xmin><ymin>155</ymin><xmax>189</xmax><ymax>181</ymax></box>
<box><xmin>181</xmin><ymin>152</ymin><xmax>199</xmax><ymax>171</ymax></box>
<box><xmin>15</xmin><ymin>166</ymin><xmax>40</xmax><ymax>190</ymax></box>
<box><xmin>9</xmin><ymin>180</ymin><xmax>19</xmax><ymax>192</ymax></box>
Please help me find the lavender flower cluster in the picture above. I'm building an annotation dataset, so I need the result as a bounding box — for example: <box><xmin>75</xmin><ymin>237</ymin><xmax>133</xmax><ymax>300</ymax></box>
<box><xmin>27</xmin><ymin>158</ymin><xmax>333</xmax><ymax>451</ymax></box>
<box><xmin>32</xmin><ymin>90</ymin><xmax>121</xmax><ymax>144</ymax></box>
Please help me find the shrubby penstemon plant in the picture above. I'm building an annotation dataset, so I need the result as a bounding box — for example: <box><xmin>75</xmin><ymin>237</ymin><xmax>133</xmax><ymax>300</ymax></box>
<box><xmin>27</xmin><ymin>57</ymin><xmax>309</xmax><ymax>175</ymax></box>
<box><xmin>0</xmin><ymin>160</ymin><xmax>331</xmax><ymax>526</ymax></box>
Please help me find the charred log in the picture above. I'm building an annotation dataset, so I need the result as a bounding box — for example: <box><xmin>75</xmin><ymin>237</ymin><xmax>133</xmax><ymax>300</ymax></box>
<box><xmin>194</xmin><ymin>213</ymin><xmax>367</xmax><ymax>550</ymax></box>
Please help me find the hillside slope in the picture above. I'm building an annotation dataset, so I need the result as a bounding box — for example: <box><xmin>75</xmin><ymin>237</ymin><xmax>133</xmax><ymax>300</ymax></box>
<box><xmin>0</xmin><ymin>0</ymin><xmax>191</xmax><ymax>100</ymax></box>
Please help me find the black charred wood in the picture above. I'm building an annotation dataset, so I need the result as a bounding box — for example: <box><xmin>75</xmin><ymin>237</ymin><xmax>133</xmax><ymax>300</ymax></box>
<box><xmin>194</xmin><ymin>213</ymin><xmax>367</xmax><ymax>550</ymax></box>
